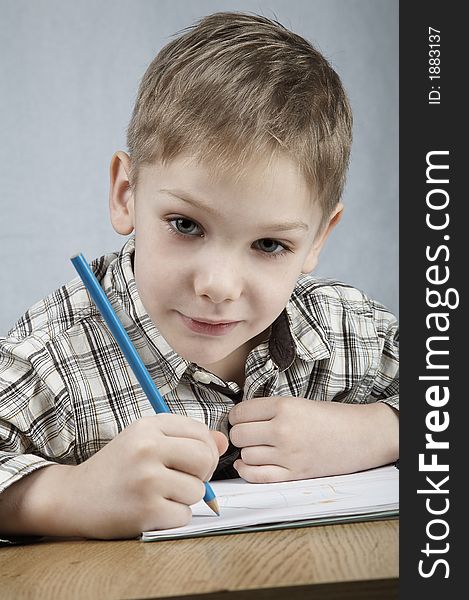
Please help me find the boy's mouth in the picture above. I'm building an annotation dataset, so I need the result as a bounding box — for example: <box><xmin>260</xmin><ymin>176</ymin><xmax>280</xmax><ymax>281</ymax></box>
<box><xmin>177</xmin><ymin>312</ymin><xmax>240</xmax><ymax>336</ymax></box>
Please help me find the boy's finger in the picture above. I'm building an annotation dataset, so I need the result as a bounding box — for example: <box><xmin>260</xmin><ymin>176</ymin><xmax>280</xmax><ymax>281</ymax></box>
<box><xmin>229</xmin><ymin>421</ymin><xmax>273</xmax><ymax>448</ymax></box>
<box><xmin>228</xmin><ymin>397</ymin><xmax>278</xmax><ymax>425</ymax></box>
<box><xmin>163</xmin><ymin>437</ymin><xmax>218</xmax><ymax>480</ymax></box>
<box><xmin>143</xmin><ymin>497</ymin><xmax>193</xmax><ymax>533</ymax></box>
<box><xmin>148</xmin><ymin>413</ymin><xmax>214</xmax><ymax>443</ymax></box>
<box><xmin>211</xmin><ymin>430</ymin><xmax>229</xmax><ymax>455</ymax></box>
<box><xmin>162</xmin><ymin>470</ymin><xmax>207</xmax><ymax>507</ymax></box>
<box><xmin>233</xmin><ymin>460</ymin><xmax>290</xmax><ymax>484</ymax></box>
<box><xmin>240</xmin><ymin>445</ymin><xmax>278</xmax><ymax>466</ymax></box>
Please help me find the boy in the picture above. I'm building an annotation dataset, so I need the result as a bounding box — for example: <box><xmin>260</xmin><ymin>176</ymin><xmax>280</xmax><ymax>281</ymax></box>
<box><xmin>0</xmin><ymin>12</ymin><xmax>398</xmax><ymax>540</ymax></box>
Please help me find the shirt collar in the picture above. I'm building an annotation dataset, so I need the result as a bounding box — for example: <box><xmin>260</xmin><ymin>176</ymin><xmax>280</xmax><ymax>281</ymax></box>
<box><xmin>269</xmin><ymin>275</ymin><xmax>331</xmax><ymax>370</ymax></box>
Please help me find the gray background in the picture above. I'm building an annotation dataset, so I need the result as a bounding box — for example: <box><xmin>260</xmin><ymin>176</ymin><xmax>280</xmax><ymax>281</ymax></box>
<box><xmin>0</xmin><ymin>0</ymin><xmax>398</xmax><ymax>335</ymax></box>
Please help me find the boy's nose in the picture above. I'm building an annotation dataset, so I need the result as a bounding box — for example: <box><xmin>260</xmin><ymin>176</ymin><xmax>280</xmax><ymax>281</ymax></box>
<box><xmin>193</xmin><ymin>256</ymin><xmax>242</xmax><ymax>303</ymax></box>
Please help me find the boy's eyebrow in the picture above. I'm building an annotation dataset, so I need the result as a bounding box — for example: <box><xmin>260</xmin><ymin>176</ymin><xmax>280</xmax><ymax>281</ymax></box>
<box><xmin>159</xmin><ymin>189</ymin><xmax>222</xmax><ymax>217</ymax></box>
<box><xmin>261</xmin><ymin>221</ymin><xmax>309</xmax><ymax>233</ymax></box>
<box><xmin>159</xmin><ymin>188</ymin><xmax>310</xmax><ymax>232</ymax></box>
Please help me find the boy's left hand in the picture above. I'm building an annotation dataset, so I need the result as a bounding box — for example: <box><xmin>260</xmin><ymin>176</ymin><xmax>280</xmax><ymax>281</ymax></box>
<box><xmin>228</xmin><ymin>397</ymin><xmax>399</xmax><ymax>483</ymax></box>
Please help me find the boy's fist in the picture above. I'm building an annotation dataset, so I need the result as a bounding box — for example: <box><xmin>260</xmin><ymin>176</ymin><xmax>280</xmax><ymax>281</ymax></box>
<box><xmin>63</xmin><ymin>414</ymin><xmax>228</xmax><ymax>538</ymax></box>
<box><xmin>229</xmin><ymin>396</ymin><xmax>399</xmax><ymax>483</ymax></box>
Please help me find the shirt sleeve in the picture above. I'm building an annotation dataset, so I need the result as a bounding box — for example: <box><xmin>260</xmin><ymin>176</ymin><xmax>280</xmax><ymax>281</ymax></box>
<box><xmin>0</xmin><ymin>333</ymin><xmax>74</xmax><ymax>496</ymax></box>
<box><xmin>368</xmin><ymin>302</ymin><xmax>399</xmax><ymax>411</ymax></box>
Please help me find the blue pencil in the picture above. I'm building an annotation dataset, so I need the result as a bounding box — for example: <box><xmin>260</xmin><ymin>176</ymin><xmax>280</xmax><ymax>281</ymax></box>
<box><xmin>71</xmin><ymin>252</ymin><xmax>220</xmax><ymax>516</ymax></box>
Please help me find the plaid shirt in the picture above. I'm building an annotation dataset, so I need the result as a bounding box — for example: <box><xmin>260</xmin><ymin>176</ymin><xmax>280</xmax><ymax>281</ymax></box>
<box><xmin>0</xmin><ymin>236</ymin><xmax>398</xmax><ymax>495</ymax></box>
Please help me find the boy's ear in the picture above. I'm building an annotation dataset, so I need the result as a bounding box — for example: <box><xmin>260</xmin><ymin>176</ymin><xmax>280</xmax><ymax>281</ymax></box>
<box><xmin>301</xmin><ymin>203</ymin><xmax>344</xmax><ymax>274</ymax></box>
<box><xmin>109</xmin><ymin>151</ymin><xmax>135</xmax><ymax>235</ymax></box>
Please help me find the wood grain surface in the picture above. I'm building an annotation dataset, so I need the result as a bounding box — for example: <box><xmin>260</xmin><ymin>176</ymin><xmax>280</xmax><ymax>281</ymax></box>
<box><xmin>0</xmin><ymin>519</ymin><xmax>398</xmax><ymax>600</ymax></box>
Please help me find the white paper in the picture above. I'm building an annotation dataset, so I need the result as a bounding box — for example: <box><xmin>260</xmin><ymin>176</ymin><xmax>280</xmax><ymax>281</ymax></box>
<box><xmin>141</xmin><ymin>465</ymin><xmax>399</xmax><ymax>541</ymax></box>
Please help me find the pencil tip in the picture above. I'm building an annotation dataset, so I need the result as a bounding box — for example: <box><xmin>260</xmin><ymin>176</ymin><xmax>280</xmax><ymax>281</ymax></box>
<box><xmin>206</xmin><ymin>498</ymin><xmax>220</xmax><ymax>515</ymax></box>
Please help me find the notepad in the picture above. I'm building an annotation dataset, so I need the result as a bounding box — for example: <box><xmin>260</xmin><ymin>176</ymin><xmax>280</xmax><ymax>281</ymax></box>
<box><xmin>141</xmin><ymin>464</ymin><xmax>399</xmax><ymax>541</ymax></box>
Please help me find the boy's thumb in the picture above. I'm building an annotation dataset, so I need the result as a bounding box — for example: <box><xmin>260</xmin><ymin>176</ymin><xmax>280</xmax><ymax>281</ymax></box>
<box><xmin>211</xmin><ymin>430</ymin><xmax>229</xmax><ymax>456</ymax></box>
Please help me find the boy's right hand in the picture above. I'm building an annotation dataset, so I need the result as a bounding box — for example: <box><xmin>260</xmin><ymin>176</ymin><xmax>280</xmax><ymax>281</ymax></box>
<box><xmin>0</xmin><ymin>415</ymin><xmax>228</xmax><ymax>540</ymax></box>
<box><xmin>72</xmin><ymin>414</ymin><xmax>228</xmax><ymax>538</ymax></box>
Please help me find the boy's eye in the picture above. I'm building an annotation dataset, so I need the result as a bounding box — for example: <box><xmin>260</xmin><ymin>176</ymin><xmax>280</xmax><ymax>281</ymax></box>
<box><xmin>171</xmin><ymin>218</ymin><xmax>202</xmax><ymax>236</ymax></box>
<box><xmin>254</xmin><ymin>239</ymin><xmax>286</xmax><ymax>254</ymax></box>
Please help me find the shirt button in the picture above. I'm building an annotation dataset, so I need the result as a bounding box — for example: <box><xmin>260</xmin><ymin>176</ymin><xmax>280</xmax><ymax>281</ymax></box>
<box><xmin>193</xmin><ymin>370</ymin><xmax>212</xmax><ymax>384</ymax></box>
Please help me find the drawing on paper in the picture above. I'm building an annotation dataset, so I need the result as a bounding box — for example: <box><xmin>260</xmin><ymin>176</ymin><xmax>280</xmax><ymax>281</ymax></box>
<box><xmin>217</xmin><ymin>483</ymin><xmax>354</xmax><ymax>511</ymax></box>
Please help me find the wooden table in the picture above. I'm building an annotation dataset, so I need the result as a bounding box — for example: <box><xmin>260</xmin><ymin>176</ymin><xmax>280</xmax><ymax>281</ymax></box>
<box><xmin>0</xmin><ymin>519</ymin><xmax>398</xmax><ymax>599</ymax></box>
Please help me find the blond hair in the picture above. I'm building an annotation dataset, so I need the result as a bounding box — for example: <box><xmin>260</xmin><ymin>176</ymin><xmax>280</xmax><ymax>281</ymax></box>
<box><xmin>127</xmin><ymin>12</ymin><xmax>353</xmax><ymax>221</ymax></box>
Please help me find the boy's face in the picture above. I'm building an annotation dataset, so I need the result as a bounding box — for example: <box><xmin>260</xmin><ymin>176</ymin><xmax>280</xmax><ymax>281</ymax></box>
<box><xmin>110</xmin><ymin>152</ymin><xmax>341</xmax><ymax>381</ymax></box>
